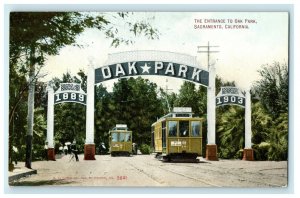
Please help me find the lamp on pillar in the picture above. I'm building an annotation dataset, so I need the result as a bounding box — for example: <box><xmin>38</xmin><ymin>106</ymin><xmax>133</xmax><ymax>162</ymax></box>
<box><xmin>84</xmin><ymin>58</ymin><xmax>96</xmax><ymax>160</ymax></box>
<box><xmin>46</xmin><ymin>85</ymin><xmax>55</xmax><ymax>161</ymax></box>
<box><xmin>243</xmin><ymin>90</ymin><xmax>254</xmax><ymax>161</ymax></box>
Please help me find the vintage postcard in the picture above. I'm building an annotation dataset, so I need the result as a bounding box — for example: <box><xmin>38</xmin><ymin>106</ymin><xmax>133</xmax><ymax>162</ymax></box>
<box><xmin>7</xmin><ymin>9</ymin><xmax>289</xmax><ymax>190</ymax></box>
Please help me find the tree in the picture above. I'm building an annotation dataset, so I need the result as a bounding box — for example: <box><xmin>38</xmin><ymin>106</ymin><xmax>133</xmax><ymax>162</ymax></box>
<box><xmin>196</xmin><ymin>86</ymin><xmax>207</xmax><ymax>116</ymax></box>
<box><xmin>250</xmin><ymin>102</ymin><xmax>272</xmax><ymax>160</ymax></box>
<box><xmin>94</xmin><ymin>84</ymin><xmax>115</xmax><ymax>151</ymax></box>
<box><xmin>216</xmin><ymin>106</ymin><xmax>245</xmax><ymax>159</ymax></box>
<box><xmin>9</xmin><ymin>63</ymin><xmax>28</xmax><ymax>166</ymax></box>
<box><xmin>174</xmin><ymin>81</ymin><xmax>200</xmax><ymax>115</ymax></box>
<box><xmin>31</xmin><ymin>108</ymin><xmax>47</xmax><ymax>160</ymax></box>
<box><xmin>174</xmin><ymin>81</ymin><xmax>210</xmax><ymax>117</ymax></box>
<box><xmin>253</xmin><ymin>62</ymin><xmax>288</xmax><ymax>118</ymax></box>
<box><xmin>10</xmin><ymin>12</ymin><xmax>159</xmax><ymax>168</ymax></box>
<box><xmin>159</xmin><ymin>88</ymin><xmax>177</xmax><ymax>115</ymax></box>
<box><xmin>267</xmin><ymin>112</ymin><xmax>288</xmax><ymax>160</ymax></box>
<box><xmin>253</xmin><ymin>62</ymin><xmax>288</xmax><ymax>160</ymax></box>
<box><xmin>111</xmin><ymin>77</ymin><xmax>163</xmax><ymax>144</ymax></box>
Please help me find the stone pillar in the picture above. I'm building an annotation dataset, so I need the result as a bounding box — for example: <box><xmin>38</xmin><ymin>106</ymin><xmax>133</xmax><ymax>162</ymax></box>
<box><xmin>243</xmin><ymin>90</ymin><xmax>254</xmax><ymax>161</ymax></box>
<box><xmin>84</xmin><ymin>59</ymin><xmax>96</xmax><ymax>160</ymax></box>
<box><xmin>206</xmin><ymin>64</ymin><xmax>218</xmax><ymax>161</ymax></box>
<box><xmin>47</xmin><ymin>86</ymin><xmax>55</xmax><ymax>161</ymax></box>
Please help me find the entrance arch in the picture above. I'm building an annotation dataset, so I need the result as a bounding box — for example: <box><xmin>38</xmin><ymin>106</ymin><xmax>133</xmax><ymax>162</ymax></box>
<box><xmin>47</xmin><ymin>50</ymin><xmax>254</xmax><ymax>161</ymax></box>
<box><xmin>46</xmin><ymin>83</ymin><xmax>87</xmax><ymax>160</ymax></box>
<box><xmin>215</xmin><ymin>87</ymin><xmax>254</xmax><ymax>161</ymax></box>
<box><xmin>83</xmin><ymin>50</ymin><xmax>218</xmax><ymax>160</ymax></box>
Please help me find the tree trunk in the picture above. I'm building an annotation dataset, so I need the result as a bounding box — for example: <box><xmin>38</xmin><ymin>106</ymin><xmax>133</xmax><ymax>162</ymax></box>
<box><xmin>25</xmin><ymin>49</ymin><xmax>36</xmax><ymax>169</ymax></box>
<box><xmin>25</xmin><ymin>135</ymin><xmax>33</xmax><ymax>168</ymax></box>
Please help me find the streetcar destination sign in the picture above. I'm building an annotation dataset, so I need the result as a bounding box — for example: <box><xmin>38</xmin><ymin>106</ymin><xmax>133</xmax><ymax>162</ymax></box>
<box><xmin>54</xmin><ymin>83</ymin><xmax>87</xmax><ymax>105</ymax></box>
<box><xmin>216</xmin><ymin>87</ymin><xmax>245</xmax><ymax>107</ymax></box>
<box><xmin>95</xmin><ymin>61</ymin><xmax>209</xmax><ymax>86</ymax></box>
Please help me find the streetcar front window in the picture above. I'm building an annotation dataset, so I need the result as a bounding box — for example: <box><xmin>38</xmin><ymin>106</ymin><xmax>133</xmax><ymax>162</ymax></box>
<box><xmin>191</xmin><ymin>121</ymin><xmax>201</xmax><ymax>137</ymax></box>
<box><xmin>111</xmin><ymin>133</ymin><xmax>118</xmax><ymax>142</ymax></box>
<box><xmin>119</xmin><ymin>133</ymin><xmax>126</xmax><ymax>142</ymax></box>
<box><xmin>125</xmin><ymin>133</ymin><xmax>131</xmax><ymax>142</ymax></box>
<box><xmin>168</xmin><ymin>121</ymin><xmax>177</xmax><ymax>137</ymax></box>
<box><xmin>179</xmin><ymin>121</ymin><xmax>189</xmax><ymax>137</ymax></box>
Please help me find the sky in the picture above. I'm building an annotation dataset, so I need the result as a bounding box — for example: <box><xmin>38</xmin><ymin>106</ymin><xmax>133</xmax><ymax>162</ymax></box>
<box><xmin>41</xmin><ymin>12</ymin><xmax>289</xmax><ymax>93</ymax></box>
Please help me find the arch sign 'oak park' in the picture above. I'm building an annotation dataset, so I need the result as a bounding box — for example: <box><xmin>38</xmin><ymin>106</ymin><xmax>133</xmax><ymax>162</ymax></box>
<box><xmin>95</xmin><ymin>61</ymin><xmax>209</xmax><ymax>86</ymax></box>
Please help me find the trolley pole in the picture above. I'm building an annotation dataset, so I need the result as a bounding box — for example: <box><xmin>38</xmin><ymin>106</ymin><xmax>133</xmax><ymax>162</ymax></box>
<box><xmin>164</xmin><ymin>79</ymin><xmax>173</xmax><ymax>113</ymax></box>
<box><xmin>197</xmin><ymin>42</ymin><xmax>219</xmax><ymax>161</ymax></box>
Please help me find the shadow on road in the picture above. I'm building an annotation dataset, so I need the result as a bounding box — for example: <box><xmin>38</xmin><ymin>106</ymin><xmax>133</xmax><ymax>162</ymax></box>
<box><xmin>10</xmin><ymin>179</ymin><xmax>73</xmax><ymax>186</ymax></box>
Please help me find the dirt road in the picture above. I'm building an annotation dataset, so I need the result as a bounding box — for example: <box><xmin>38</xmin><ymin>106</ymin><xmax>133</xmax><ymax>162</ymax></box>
<box><xmin>9</xmin><ymin>154</ymin><xmax>288</xmax><ymax>187</ymax></box>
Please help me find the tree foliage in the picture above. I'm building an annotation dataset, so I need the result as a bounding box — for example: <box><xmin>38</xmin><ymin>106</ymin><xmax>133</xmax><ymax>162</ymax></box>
<box><xmin>217</xmin><ymin>106</ymin><xmax>245</xmax><ymax>159</ymax></box>
<box><xmin>252</xmin><ymin>62</ymin><xmax>288</xmax><ymax>160</ymax></box>
<box><xmin>254</xmin><ymin>62</ymin><xmax>288</xmax><ymax>118</ymax></box>
<box><xmin>174</xmin><ymin>81</ymin><xmax>207</xmax><ymax>117</ymax></box>
<box><xmin>10</xmin><ymin>12</ymin><xmax>159</xmax><ymax>66</ymax></box>
<box><xmin>111</xmin><ymin>77</ymin><xmax>164</xmax><ymax>144</ymax></box>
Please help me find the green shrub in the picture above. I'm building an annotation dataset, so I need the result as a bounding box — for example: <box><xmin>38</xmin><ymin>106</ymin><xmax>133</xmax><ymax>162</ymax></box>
<box><xmin>253</xmin><ymin>142</ymin><xmax>270</xmax><ymax>160</ymax></box>
<box><xmin>139</xmin><ymin>144</ymin><xmax>151</xmax><ymax>154</ymax></box>
<box><xmin>234</xmin><ymin>149</ymin><xmax>244</xmax><ymax>159</ymax></box>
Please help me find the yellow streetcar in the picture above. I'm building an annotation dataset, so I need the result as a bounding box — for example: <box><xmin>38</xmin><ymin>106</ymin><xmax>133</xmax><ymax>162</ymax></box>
<box><xmin>109</xmin><ymin>124</ymin><xmax>132</xmax><ymax>156</ymax></box>
<box><xmin>151</xmin><ymin>107</ymin><xmax>204</xmax><ymax>162</ymax></box>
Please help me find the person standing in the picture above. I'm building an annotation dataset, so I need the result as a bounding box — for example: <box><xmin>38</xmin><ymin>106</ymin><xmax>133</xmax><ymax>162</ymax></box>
<box><xmin>99</xmin><ymin>142</ymin><xmax>106</xmax><ymax>154</ymax></box>
<box><xmin>71</xmin><ymin>140</ymin><xmax>79</xmax><ymax>161</ymax></box>
<box><xmin>59</xmin><ymin>144</ymin><xmax>63</xmax><ymax>155</ymax></box>
<box><xmin>63</xmin><ymin>144</ymin><xmax>68</xmax><ymax>155</ymax></box>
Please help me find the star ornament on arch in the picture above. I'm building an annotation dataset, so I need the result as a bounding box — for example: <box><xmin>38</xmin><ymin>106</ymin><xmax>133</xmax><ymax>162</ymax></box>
<box><xmin>140</xmin><ymin>63</ymin><xmax>151</xmax><ymax>74</ymax></box>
